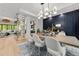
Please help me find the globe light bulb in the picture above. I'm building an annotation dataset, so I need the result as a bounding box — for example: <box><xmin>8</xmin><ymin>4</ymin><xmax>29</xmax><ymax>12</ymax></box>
<box><xmin>48</xmin><ymin>14</ymin><xmax>52</xmax><ymax>18</ymax></box>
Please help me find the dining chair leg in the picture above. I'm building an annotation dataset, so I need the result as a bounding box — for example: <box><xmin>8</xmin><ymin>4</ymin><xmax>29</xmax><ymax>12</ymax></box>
<box><xmin>38</xmin><ymin>47</ymin><xmax>40</xmax><ymax>56</ymax></box>
<box><xmin>46</xmin><ymin>52</ymin><xmax>52</xmax><ymax>56</ymax></box>
<box><xmin>46</xmin><ymin>52</ymin><xmax>49</xmax><ymax>56</ymax></box>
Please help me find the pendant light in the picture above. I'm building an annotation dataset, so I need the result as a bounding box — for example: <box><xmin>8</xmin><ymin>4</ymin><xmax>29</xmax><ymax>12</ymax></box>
<box><xmin>38</xmin><ymin>3</ymin><xmax>57</xmax><ymax>19</ymax></box>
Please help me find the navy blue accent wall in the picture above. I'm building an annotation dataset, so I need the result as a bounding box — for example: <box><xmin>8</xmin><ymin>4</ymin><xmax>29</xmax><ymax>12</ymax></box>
<box><xmin>43</xmin><ymin>10</ymin><xmax>79</xmax><ymax>39</ymax></box>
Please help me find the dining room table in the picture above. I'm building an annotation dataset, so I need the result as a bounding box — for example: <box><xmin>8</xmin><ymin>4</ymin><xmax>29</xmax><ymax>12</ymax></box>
<box><xmin>37</xmin><ymin>33</ymin><xmax>79</xmax><ymax>47</ymax></box>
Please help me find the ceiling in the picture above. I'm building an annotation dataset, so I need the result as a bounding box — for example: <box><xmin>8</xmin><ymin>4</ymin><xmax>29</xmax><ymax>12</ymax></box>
<box><xmin>0</xmin><ymin>3</ymin><xmax>75</xmax><ymax>19</ymax></box>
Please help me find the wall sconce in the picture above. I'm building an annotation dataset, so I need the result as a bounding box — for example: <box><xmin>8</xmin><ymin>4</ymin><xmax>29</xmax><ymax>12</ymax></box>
<box><xmin>55</xmin><ymin>24</ymin><xmax>61</xmax><ymax>28</ymax></box>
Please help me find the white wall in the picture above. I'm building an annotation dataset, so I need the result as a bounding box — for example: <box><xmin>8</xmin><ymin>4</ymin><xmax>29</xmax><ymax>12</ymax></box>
<box><xmin>25</xmin><ymin>16</ymin><xmax>43</xmax><ymax>34</ymax></box>
<box><xmin>19</xmin><ymin>8</ymin><xmax>43</xmax><ymax>34</ymax></box>
<box><xmin>25</xmin><ymin>16</ymin><xmax>31</xmax><ymax>34</ymax></box>
<box><xmin>37</xmin><ymin>19</ymin><xmax>43</xmax><ymax>32</ymax></box>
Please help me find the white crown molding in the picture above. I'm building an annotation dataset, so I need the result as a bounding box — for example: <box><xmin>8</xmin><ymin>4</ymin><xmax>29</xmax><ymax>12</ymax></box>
<box><xmin>53</xmin><ymin>3</ymin><xmax>79</xmax><ymax>16</ymax></box>
<box><xmin>19</xmin><ymin>8</ymin><xmax>37</xmax><ymax>18</ymax></box>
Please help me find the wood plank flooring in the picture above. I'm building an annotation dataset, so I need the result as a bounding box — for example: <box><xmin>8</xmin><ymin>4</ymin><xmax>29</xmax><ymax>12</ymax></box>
<box><xmin>0</xmin><ymin>35</ymin><xmax>26</xmax><ymax>56</ymax></box>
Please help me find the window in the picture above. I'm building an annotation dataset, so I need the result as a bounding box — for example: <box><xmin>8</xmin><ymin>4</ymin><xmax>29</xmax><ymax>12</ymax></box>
<box><xmin>0</xmin><ymin>25</ymin><xmax>1</xmax><ymax>31</ymax></box>
<box><xmin>3</xmin><ymin>24</ymin><xmax>7</xmax><ymax>30</ymax></box>
<box><xmin>8</xmin><ymin>25</ymin><xmax>11</xmax><ymax>30</ymax></box>
<box><xmin>0</xmin><ymin>24</ymin><xmax>16</xmax><ymax>31</ymax></box>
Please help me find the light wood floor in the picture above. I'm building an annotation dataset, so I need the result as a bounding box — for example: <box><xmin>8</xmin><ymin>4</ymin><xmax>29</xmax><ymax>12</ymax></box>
<box><xmin>0</xmin><ymin>35</ymin><xmax>27</xmax><ymax>56</ymax></box>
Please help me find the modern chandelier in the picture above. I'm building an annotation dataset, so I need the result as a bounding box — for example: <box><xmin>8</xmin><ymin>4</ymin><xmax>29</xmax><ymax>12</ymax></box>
<box><xmin>38</xmin><ymin>3</ymin><xmax>57</xmax><ymax>19</ymax></box>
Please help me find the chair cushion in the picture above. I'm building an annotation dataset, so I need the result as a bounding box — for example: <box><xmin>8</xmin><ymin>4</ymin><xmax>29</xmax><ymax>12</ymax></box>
<box><xmin>47</xmin><ymin>48</ymin><xmax>61</xmax><ymax>56</ymax></box>
<box><xmin>35</xmin><ymin>42</ymin><xmax>44</xmax><ymax>47</ymax></box>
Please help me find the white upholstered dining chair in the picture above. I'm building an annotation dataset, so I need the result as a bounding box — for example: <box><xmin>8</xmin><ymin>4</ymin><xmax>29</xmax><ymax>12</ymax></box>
<box><xmin>18</xmin><ymin>33</ymin><xmax>34</xmax><ymax>56</ymax></box>
<box><xmin>26</xmin><ymin>33</ymin><xmax>34</xmax><ymax>43</ymax></box>
<box><xmin>32</xmin><ymin>34</ymin><xmax>45</xmax><ymax>55</ymax></box>
<box><xmin>45</xmin><ymin>36</ymin><xmax>66</xmax><ymax>56</ymax></box>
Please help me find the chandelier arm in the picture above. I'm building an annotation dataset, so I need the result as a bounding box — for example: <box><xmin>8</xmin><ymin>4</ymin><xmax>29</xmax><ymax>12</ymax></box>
<box><xmin>48</xmin><ymin>3</ymin><xmax>50</xmax><ymax>15</ymax></box>
<box><xmin>42</xmin><ymin>3</ymin><xmax>44</xmax><ymax>17</ymax></box>
<box><xmin>39</xmin><ymin>3</ymin><xmax>57</xmax><ymax>19</ymax></box>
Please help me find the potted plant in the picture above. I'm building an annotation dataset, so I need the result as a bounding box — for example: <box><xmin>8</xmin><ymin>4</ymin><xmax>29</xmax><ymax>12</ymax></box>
<box><xmin>37</xmin><ymin>28</ymin><xmax>40</xmax><ymax>33</ymax></box>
